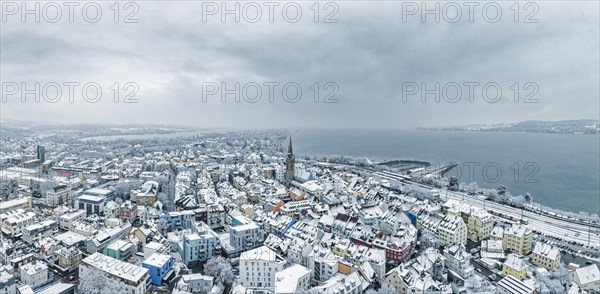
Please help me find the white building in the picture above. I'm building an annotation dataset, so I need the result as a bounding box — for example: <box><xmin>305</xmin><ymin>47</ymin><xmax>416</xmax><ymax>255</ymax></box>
<box><xmin>443</xmin><ymin>244</ymin><xmax>474</xmax><ymax>280</ymax></box>
<box><xmin>59</xmin><ymin>209</ymin><xmax>86</xmax><ymax>230</ymax></box>
<box><xmin>0</xmin><ymin>270</ymin><xmax>16</xmax><ymax>294</ymax></box>
<box><xmin>239</xmin><ymin>246</ymin><xmax>286</xmax><ymax>288</ymax></box>
<box><xmin>1</xmin><ymin>211</ymin><xmax>36</xmax><ymax>238</ymax></box>
<box><xmin>437</xmin><ymin>215</ymin><xmax>467</xmax><ymax>245</ymax></box>
<box><xmin>275</xmin><ymin>264</ymin><xmax>311</xmax><ymax>294</ymax></box>
<box><xmin>20</xmin><ymin>261</ymin><xmax>49</xmax><ymax>289</ymax></box>
<box><xmin>572</xmin><ymin>264</ymin><xmax>600</xmax><ymax>291</ymax></box>
<box><xmin>22</xmin><ymin>220</ymin><xmax>58</xmax><ymax>244</ymax></box>
<box><xmin>80</xmin><ymin>252</ymin><xmax>150</xmax><ymax>294</ymax></box>
<box><xmin>45</xmin><ymin>185</ymin><xmax>71</xmax><ymax>207</ymax></box>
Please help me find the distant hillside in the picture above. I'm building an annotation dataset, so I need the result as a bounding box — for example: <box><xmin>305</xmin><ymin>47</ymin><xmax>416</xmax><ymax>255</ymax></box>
<box><xmin>420</xmin><ymin>119</ymin><xmax>600</xmax><ymax>134</ymax></box>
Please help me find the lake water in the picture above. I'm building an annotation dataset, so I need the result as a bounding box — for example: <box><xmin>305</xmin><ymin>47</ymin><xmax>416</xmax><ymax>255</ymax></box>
<box><xmin>292</xmin><ymin>129</ymin><xmax>600</xmax><ymax>215</ymax></box>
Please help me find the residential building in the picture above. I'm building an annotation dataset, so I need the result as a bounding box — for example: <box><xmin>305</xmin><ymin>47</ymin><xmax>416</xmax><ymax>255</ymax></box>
<box><xmin>1</xmin><ymin>211</ymin><xmax>36</xmax><ymax>238</ymax></box>
<box><xmin>80</xmin><ymin>252</ymin><xmax>150</xmax><ymax>294</ymax></box>
<box><xmin>20</xmin><ymin>261</ymin><xmax>49</xmax><ymax>289</ymax></box>
<box><xmin>103</xmin><ymin>239</ymin><xmax>135</xmax><ymax>260</ymax></box>
<box><xmin>530</xmin><ymin>241</ymin><xmax>561</xmax><ymax>270</ymax></box>
<box><xmin>46</xmin><ymin>185</ymin><xmax>71</xmax><ymax>207</ymax></box>
<box><xmin>572</xmin><ymin>264</ymin><xmax>600</xmax><ymax>291</ymax></box>
<box><xmin>0</xmin><ymin>270</ymin><xmax>16</xmax><ymax>294</ymax></box>
<box><xmin>58</xmin><ymin>209</ymin><xmax>85</xmax><ymax>230</ymax></box>
<box><xmin>0</xmin><ymin>197</ymin><xmax>32</xmax><ymax>214</ymax></box>
<box><xmin>502</xmin><ymin>254</ymin><xmax>528</xmax><ymax>280</ymax></box>
<box><xmin>119</xmin><ymin>201</ymin><xmax>137</xmax><ymax>222</ymax></box>
<box><xmin>443</xmin><ymin>244</ymin><xmax>474</xmax><ymax>280</ymax></box>
<box><xmin>437</xmin><ymin>215</ymin><xmax>467</xmax><ymax>246</ymax></box>
<box><xmin>142</xmin><ymin>253</ymin><xmax>174</xmax><ymax>286</ymax></box>
<box><xmin>22</xmin><ymin>220</ymin><xmax>58</xmax><ymax>244</ymax></box>
<box><xmin>503</xmin><ymin>223</ymin><xmax>532</xmax><ymax>255</ymax></box>
<box><xmin>178</xmin><ymin>274</ymin><xmax>213</xmax><ymax>293</ymax></box>
<box><xmin>274</xmin><ymin>264</ymin><xmax>311</xmax><ymax>294</ymax></box>
<box><xmin>56</xmin><ymin>247</ymin><xmax>82</xmax><ymax>272</ymax></box>
<box><xmin>239</xmin><ymin>246</ymin><xmax>286</xmax><ymax>288</ymax></box>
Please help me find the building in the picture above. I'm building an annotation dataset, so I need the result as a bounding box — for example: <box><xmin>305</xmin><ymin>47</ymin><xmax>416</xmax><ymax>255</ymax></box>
<box><xmin>103</xmin><ymin>240</ymin><xmax>135</xmax><ymax>261</ymax></box>
<box><xmin>46</xmin><ymin>185</ymin><xmax>71</xmax><ymax>207</ymax></box>
<box><xmin>0</xmin><ymin>270</ymin><xmax>16</xmax><ymax>294</ymax></box>
<box><xmin>443</xmin><ymin>244</ymin><xmax>474</xmax><ymax>281</ymax></box>
<box><xmin>530</xmin><ymin>241</ymin><xmax>561</xmax><ymax>270</ymax></box>
<box><xmin>77</xmin><ymin>195</ymin><xmax>105</xmax><ymax>216</ymax></box>
<box><xmin>437</xmin><ymin>215</ymin><xmax>467</xmax><ymax>246</ymax></box>
<box><xmin>36</xmin><ymin>283</ymin><xmax>75</xmax><ymax>294</ymax></box>
<box><xmin>22</xmin><ymin>220</ymin><xmax>58</xmax><ymax>244</ymax></box>
<box><xmin>496</xmin><ymin>275</ymin><xmax>534</xmax><ymax>294</ymax></box>
<box><xmin>274</xmin><ymin>264</ymin><xmax>311</xmax><ymax>294</ymax></box>
<box><xmin>503</xmin><ymin>223</ymin><xmax>532</xmax><ymax>255</ymax></box>
<box><xmin>239</xmin><ymin>246</ymin><xmax>286</xmax><ymax>288</ymax></box>
<box><xmin>56</xmin><ymin>247</ymin><xmax>82</xmax><ymax>272</ymax></box>
<box><xmin>131</xmin><ymin>181</ymin><xmax>159</xmax><ymax>206</ymax></box>
<box><xmin>58</xmin><ymin>209</ymin><xmax>85</xmax><ymax>230</ymax></box>
<box><xmin>230</xmin><ymin>220</ymin><xmax>264</xmax><ymax>252</ymax></box>
<box><xmin>0</xmin><ymin>197</ymin><xmax>32</xmax><ymax>214</ymax></box>
<box><xmin>169</xmin><ymin>222</ymin><xmax>220</xmax><ymax>266</ymax></box>
<box><xmin>502</xmin><ymin>254</ymin><xmax>528</xmax><ymax>280</ymax></box>
<box><xmin>285</xmin><ymin>137</ymin><xmax>295</xmax><ymax>182</ymax></box>
<box><xmin>20</xmin><ymin>261</ymin><xmax>49</xmax><ymax>289</ymax></box>
<box><xmin>1</xmin><ymin>210</ymin><xmax>36</xmax><ymax>238</ymax></box>
<box><xmin>178</xmin><ymin>274</ymin><xmax>213</xmax><ymax>293</ymax></box>
<box><xmin>572</xmin><ymin>264</ymin><xmax>600</xmax><ymax>291</ymax></box>
<box><xmin>142</xmin><ymin>253</ymin><xmax>174</xmax><ymax>286</ymax></box>
<box><xmin>104</xmin><ymin>201</ymin><xmax>119</xmax><ymax>219</ymax></box>
<box><xmin>466</xmin><ymin>208</ymin><xmax>493</xmax><ymax>242</ymax></box>
<box><xmin>80</xmin><ymin>252</ymin><xmax>150</xmax><ymax>294</ymax></box>
<box><xmin>119</xmin><ymin>201</ymin><xmax>137</xmax><ymax>222</ymax></box>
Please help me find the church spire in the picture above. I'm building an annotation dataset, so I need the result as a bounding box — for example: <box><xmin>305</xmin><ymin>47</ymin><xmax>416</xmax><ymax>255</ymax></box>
<box><xmin>288</xmin><ymin>136</ymin><xmax>293</xmax><ymax>155</ymax></box>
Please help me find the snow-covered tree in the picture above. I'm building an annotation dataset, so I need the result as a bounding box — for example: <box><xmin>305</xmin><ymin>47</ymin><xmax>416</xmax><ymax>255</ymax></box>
<box><xmin>78</xmin><ymin>266</ymin><xmax>127</xmax><ymax>294</ymax></box>
<box><xmin>204</xmin><ymin>256</ymin><xmax>235</xmax><ymax>285</ymax></box>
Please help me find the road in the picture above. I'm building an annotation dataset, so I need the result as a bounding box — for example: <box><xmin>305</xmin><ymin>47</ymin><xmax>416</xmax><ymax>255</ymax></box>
<box><xmin>372</xmin><ymin>170</ymin><xmax>600</xmax><ymax>252</ymax></box>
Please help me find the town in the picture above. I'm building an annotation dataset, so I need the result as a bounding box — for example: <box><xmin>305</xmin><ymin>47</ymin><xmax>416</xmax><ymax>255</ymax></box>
<box><xmin>0</xmin><ymin>127</ymin><xmax>599</xmax><ymax>294</ymax></box>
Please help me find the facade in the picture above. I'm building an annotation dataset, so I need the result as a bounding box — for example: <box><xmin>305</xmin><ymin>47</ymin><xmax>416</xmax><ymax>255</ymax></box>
<box><xmin>467</xmin><ymin>208</ymin><xmax>493</xmax><ymax>242</ymax></box>
<box><xmin>59</xmin><ymin>209</ymin><xmax>86</xmax><ymax>230</ymax></box>
<box><xmin>502</xmin><ymin>254</ymin><xmax>528</xmax><ymax>280</ymax></box>
<box><xmin>0</xmin><ymin>197</ymin><xmax>32</xmax><ymax>214</ymax></box>
<box><xmin>443</xmin><ymin>244</ymin><xmax>474</xmax><ymax>280</ymax></box>
<box><xmin>56</xmin><ymin>247</ymin><xmax>82</xmax><ymax>272</ymax></box>
<box><xmin>274</xmin><ymin>264</ymin><xmax>311</xmax><ymax>294</ymax></box>
<box><xmin>142</xmin><ymin>253</ymin><xmax>174</xmax><ymax>286</ymax></box>
<box><xmin>46</xmin><ymin>185</ymin><xmax>71</xmax><ymax>207</ymax></box>
<box><xmin>20</xmin><ymin>261</ymin><xmax>49</xmax><ymax>289</ymax></box>
<box><xmin>230</xmin><ymin>221</ymin><xmax>264</xmax><ymax>252</ymax></box>
<box><xmin>239</xmin><ymin>246</ymin><xmax>286</xmax><ymax>288</ymax></box>
<box><xmin>103</xmin><ymin>240</ymin><xmax>135</xmax><ymax>261</ymax></box>
<box><xmin>131</xmin><ymin>181</ymin><xmax>159</xmax><ymax>206</ymax></box>
<box><xmin>503</xmin><ymin>224</ymin><xmax>532</xmax><ymax>255</ymax></box>
<box><xmin>530</xmin><ymin>241</ymin><xmax>561</xmax><ymax>270</ymax></box>
<box><xmin>1</xmin><ymin>211</ymin><xmax>36</xmax><ymax>238</ymax></box>
<box><xmin>80</xmin><ymin>252</ymin><xmax>150</xmax><ymax>294</ymax></box>
<box><xmin>179</xmin><ymin>274</ymin><xmax>214</xmax><ymax>293</ymax></box>
<box><xmin>0</xmin><ymin>270</ymin><xmax>16</xmax><ymax>294</ymax></box>
<box><xmin>119</xmin><ymin>201</ymin><xmax>138</xmax><ymax>222</ymax></box>
<box><xmin>437</xmin><ymin>215</ymin><xmax>467</xmax><ymax>246</ymax></box>
<box><xmin>572</xmin><ymin>264</ymin><xmax>600</xmax><ymax>291</ymax></box>
<box><xmin>22</xmin><ymin>220</ymin><xmax>58</xmax><ymax>244</ymax></box>
<box><xmin>169</xmin><ymin>222</ymin><xmax>220</xmax><ymax>266</ymax></box>
<box><xmin>77</xmin><ymin>195</ymin><xmax>105</xmax><ymax>216</ymax></box>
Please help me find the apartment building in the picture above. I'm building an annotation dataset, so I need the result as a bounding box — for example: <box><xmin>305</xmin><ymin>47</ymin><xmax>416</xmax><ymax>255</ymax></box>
<box><xmin>22</xmin><ymin>220</ymin><xmax>58</xmax><ymax>244</ymax></box>
<box><xmin>502</xmin><ymin>254</ymin><xmax>528</xmax><ymax>280</ymax></box>
<box><xmin>20</xmin><ymin>261</ymin><xmax>49</xmax><ymax>289</ymax></box>
<box><xmin>530</xmin><ymin>241</ymin><xmax>561</xmax><ymax>270</ymax></box>
<box><xmin>503</xmin><ymin>223</ymin><xmax>532</xmax><ymax>255</ymax></box>
<box><xmin>80</xmin><ymin>252</ymin><xmax>150</xmax><ymax>294</ymax></box>
<box><xmin>437</xmin><ymin>215</ymin><xmax>467</xmax><ymax>246</ymax></box>
<box><xmin>1</xmin><ymin>211</ymin><xmax>36</xmax><ymax>238</ymax></box>
<box><xmin>239</xmin><ymin>246</ymin><xmax>286</xmax><ymax>288</ymax></box>
<box><xmin>58</xmin><ymin>209</ymin><xmax>86</xmax><ymax>230</ymax></box>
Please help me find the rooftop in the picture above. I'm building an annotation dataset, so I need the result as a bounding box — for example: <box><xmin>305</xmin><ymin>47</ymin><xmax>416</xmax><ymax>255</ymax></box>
<box><xmin>82</xmin><ymin>252</ymin><xmax>148</xmax><ymax>283</ymax></box>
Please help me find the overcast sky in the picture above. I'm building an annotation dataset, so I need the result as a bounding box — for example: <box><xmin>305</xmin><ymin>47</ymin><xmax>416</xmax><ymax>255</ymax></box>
<box><xmin>1</xmin><ymin>1</ymin><xmax>599</xmax><ymax>129</ymax></box>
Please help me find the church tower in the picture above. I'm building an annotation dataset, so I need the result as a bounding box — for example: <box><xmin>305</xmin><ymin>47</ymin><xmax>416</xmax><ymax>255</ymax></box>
<box><xmin>285</xmin><ymin>137</ymin><xmax>295</xmax><ymax>182</ymax></box>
